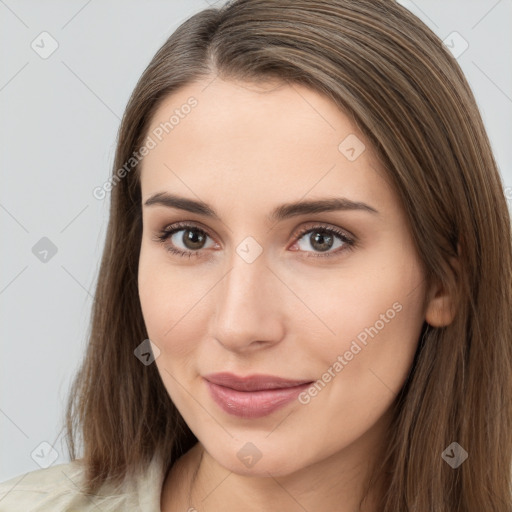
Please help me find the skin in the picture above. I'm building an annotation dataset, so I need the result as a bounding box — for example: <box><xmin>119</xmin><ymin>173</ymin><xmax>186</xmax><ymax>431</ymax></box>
<box><xmin>137</xmin><ymin>77</ymin><xmax>455</xmax><ymax>511</ymax></box>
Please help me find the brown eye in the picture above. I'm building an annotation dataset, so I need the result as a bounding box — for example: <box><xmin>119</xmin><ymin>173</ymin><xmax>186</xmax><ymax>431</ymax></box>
<box><xmin>179</xmin><ymin>228</ymin><xmax>208</xmax><ymax>250</ymax></box>
<box><xmin>154</xmin><ymin>222</ymin><xmax>216</xmax><ymax>258</ymax></box>
<box><xmin>154</xmin><ymin>222</ymin><xmax>355</xmax><ymax>260</ymax></box>
<box><xmin>291</xmin><ymin>224</ymin><xmax>355</xmax><ymax>258</ymax></box>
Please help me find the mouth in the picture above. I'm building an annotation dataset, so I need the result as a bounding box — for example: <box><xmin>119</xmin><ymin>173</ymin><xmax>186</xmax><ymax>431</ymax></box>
<box><xmin>203</xmin><ymin>372</ymin><xmax>314</xmax><ymax>419</ymax></box>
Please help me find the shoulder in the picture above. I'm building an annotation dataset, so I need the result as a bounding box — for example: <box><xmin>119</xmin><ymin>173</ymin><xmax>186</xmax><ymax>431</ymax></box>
<box><xmin>0</xmin><ymin>460</ymin><xmax>89</xmax><ymax>511</ymax></box>
<box><xmin>0</xmin><ymin>457</ymin><xmax>163</xmax><ymax>512</ymax></box>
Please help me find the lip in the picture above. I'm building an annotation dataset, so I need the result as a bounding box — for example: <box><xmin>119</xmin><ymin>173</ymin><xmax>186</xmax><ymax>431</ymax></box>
<box><xmin>203</xmin><ymin>372</ymin><xmax>313</xmax><ymax>419</ymax></box>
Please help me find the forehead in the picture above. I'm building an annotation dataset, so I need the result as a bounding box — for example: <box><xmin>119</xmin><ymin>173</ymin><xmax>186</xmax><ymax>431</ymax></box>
<box><xmin>139</xmin><ymin>77</ymin><xmax>394</xmax><ymax>218</ymax></box>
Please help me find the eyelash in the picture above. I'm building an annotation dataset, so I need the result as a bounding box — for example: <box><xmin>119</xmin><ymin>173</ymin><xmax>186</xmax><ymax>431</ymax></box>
<box><xmin>152</xmin><ymin>221</ymin><xmax>356</xmax><ymax>260</ymax></box>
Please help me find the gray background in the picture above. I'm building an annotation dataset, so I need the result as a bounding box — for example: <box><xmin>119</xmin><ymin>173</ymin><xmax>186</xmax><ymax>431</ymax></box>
<box><xmin>1</xmin><ymin>0</ymin><xmax>511</xmax><ymax>481</ymax></box>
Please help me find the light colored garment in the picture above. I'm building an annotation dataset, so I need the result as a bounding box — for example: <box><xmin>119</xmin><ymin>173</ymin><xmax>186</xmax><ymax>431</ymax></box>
<box><xmin>0</xmin><ymin>452</ymin><xmax>167</xmax><ymax>511</ymax></box>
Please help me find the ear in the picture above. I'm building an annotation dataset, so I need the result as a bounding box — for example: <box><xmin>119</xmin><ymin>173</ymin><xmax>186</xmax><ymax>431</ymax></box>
<box><xmin>424</xmin><ymin>252</ymin><xmax>460</xmax><ymax>327</ymax></box>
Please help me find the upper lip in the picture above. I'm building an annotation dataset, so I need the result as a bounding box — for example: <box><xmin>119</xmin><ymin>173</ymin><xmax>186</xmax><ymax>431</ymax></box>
<box><xmin>203</xmin><ymin>372</ymin><xmax>313</xmax><ymax>391</ymax></box>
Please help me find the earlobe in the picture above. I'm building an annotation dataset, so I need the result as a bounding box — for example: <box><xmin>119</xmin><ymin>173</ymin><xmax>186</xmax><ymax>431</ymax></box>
<box><xmin>425</xmin><ymin>291</ymin><xmax>456</xmax><ymax>327</ymax></box>
<box><xmin>424</xmin><ymin>254</ymin><xmax>460</xmax><ymax>327</ymax></box>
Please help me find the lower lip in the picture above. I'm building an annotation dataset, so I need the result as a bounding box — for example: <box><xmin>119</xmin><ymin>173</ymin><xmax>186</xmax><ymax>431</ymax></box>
<box><xmin>204</xmin><ymin>379</ymin><xmax>312</xmax><ymax>419</ymax></box>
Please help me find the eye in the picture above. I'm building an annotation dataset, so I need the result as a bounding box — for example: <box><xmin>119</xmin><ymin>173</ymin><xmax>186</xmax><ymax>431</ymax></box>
<box><xmin>290</xmin><ymin>224</ymin><xmax>355</xmax><ymax>258</ymax></box>
<box><xmin>153</xmin><ymin>221</ymin><xmax>355</xmax><ymax>259</ymax></box>
<box><xmin>153</xmin><ymin>222</ymin><xmax>217</xmax><ymax>258</ymax></box>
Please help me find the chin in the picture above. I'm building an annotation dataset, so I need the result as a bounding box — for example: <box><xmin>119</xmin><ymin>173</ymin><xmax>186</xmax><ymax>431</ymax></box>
<box><xmin>203</xmin><ymin>437</ymin><xmax>309</xmax><ymax>478</ymax></box>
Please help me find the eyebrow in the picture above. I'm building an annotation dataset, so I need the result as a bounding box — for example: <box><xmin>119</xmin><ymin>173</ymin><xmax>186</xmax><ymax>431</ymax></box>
<box><xmin>143</xmin><ymin>192</ymin><xmax>379</xmax><ymax>222</ymax></box>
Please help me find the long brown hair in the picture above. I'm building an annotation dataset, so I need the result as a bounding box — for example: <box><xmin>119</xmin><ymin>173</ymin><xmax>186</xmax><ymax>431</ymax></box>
<box><xmin>64</xmin><ymin>0</ymin><xmax>512</xmax><ymax>509</ymax></box>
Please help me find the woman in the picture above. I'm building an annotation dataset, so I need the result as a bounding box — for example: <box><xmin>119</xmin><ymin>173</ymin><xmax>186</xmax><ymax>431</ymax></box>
<box><xmin>1</xmin><ymin>0</ymin><xmax>511</xmax><ymax>510</ymax></box>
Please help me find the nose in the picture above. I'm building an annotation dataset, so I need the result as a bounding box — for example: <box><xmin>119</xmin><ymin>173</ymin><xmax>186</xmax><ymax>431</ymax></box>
<box><xmin>210</xmin><ymin>251</ymin><xmax>285</xmax><ymax>353</ymax></box>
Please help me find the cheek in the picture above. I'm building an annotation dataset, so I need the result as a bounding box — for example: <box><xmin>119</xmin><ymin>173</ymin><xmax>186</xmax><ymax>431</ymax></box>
<box><xmin>307</xmin><ymin>241</ymin><xmax>425</xmax><ymax>354</ymax></box>
<box><xmin>296</xmin><ymin>255</ymin><xmax>425</xmax><ymax>427</ymax></box>
<box><xmin>138</xmin><ymin>283</ymin><xmax>215</xmax><ymax>435</ymax></box>
<box><xmin>138</xmin><ymin>242</ymin><xmax>230</xmax><ymax>373</ymax></box>
<box><xmin>138</xmin><ymin>245</ymin><xmax>199</xmax><ymax>357</ymax></box>
<box><xmin>138</xmin><ymin>253</ymin><xmax>204</xmax><ymax>410</ymax></box>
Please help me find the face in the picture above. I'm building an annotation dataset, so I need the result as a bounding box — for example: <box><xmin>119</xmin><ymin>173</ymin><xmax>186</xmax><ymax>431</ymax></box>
<box><xmin>138</xmin><ymin>77</ymin><xmax>428</xmax><ymax>477</ymax></box>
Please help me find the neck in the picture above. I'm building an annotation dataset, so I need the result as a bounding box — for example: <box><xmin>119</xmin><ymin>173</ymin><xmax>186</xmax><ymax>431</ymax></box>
<box><xmin>161</xmin><ymin>420</ymin><xmax>390</xmax><ymax>512</ymax></box>
<box><xmin>193</xmin><ymin>447</ymin><xmax>382</xmax><ymax>512</ymax></box>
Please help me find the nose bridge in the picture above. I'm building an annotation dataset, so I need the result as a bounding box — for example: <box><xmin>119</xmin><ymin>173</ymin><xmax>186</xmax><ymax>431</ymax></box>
<box><xmin>211</xmin><ymin>248</ymin><xmax>283</xmax><ymax>350</ymax></box>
